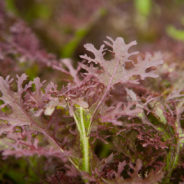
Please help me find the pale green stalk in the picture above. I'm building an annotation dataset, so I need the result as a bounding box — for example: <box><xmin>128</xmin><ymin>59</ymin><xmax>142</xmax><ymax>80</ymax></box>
<box><xmin>73</xmin><ymin>106</ymin><xmax>91</xmax><ymax>173</ymax></box>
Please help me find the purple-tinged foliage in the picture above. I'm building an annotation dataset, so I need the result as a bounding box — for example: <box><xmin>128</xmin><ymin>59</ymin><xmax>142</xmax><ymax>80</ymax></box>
<box><xmin>1</xmin><ymin>35</ymin><xmax>184</xmax><ymax>184</ymax></box>
<box><xmin>80</xmin><ymin>37</ymin><xmax>162</xmax><ymax>86</ymax></box>
<box><xmin>0</xmin><ymin>9</ymin><xmax>69</xmax><ymax>77</ymax></box>
<box><xmin>0</xmin><ymin>74</ymin><xmax>70</xmax><ymax>162</ymax></box>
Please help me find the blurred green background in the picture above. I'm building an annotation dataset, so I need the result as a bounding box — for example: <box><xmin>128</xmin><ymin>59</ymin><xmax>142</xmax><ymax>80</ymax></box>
<box><xmin>4</xmin><ymin>0</ymin><xmax>184</xmax><ymax>58</ymax></box>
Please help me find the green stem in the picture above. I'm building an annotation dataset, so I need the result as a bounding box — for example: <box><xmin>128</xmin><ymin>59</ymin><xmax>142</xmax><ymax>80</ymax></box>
<box><xmin>79</xmin><ymin>107</ymin><xmax>90</xmax><ymax>173</ymax></box>
<box><xmin>81</xmin><ymin>135</ymin><xmax>90</xmax><ymax>172</ymax></box>
<box><xmin>165</xmin><ymin>121</ymin><xmax>182</xmax><ymax>182</ymax></box>
<box><xmin>73</xmin><ymin>106</ymin><xmax>91</xmax><ymax>173</ymax></box>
